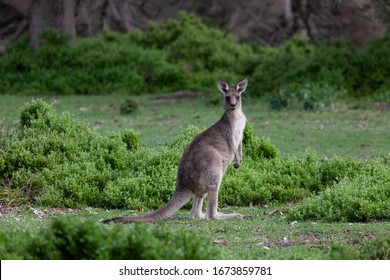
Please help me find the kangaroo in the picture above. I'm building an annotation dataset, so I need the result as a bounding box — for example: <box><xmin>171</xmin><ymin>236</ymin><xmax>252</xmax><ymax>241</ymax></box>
<box><xmin>101</xmin><ymin>79</ymin><xmax>248</xmax><ymax>224</ymax></box>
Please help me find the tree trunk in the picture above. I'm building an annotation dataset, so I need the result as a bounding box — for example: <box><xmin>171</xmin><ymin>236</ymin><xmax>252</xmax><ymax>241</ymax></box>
<box><xmin>0</xmin><ymin>0</ymin><xmax>32</xmax><ymax>16</ymax></box>
<box><xmin>29</xmin><ymin>0</ymin><xmax>76</xmax><ymax>48</ymax></box>
<box><xmin>283</xmin><ymin>0</ymin><xmax>294</xmax><ymax>28</ymax></box>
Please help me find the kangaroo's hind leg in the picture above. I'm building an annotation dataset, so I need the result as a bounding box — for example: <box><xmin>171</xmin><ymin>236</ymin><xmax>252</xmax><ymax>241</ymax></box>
<box><xmin>205</xmin><ymin>169</ymin><xmax>243</xmax><ymax>220</ymax></box>
<box><xmin>190</xmin><ymin>195</ymin><xmax>205</xmax><ymax>219</ymax></box>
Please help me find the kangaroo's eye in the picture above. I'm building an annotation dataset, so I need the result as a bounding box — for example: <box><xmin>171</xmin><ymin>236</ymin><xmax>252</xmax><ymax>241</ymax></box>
<box><xmin>225</xmin><ymin>96</ymin><xmax>230</xmax><ymax>101</ymax></box>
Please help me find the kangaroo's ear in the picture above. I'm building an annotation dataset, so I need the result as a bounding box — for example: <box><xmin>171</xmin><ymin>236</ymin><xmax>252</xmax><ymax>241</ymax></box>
<box><xmin>217</xmin><ymin>80</ymin><xmax>230</xmax><ymax>95</ymax></box>
<box><xmin>235</xmin><ymin>79</ymin><xmax>248</xmax><ymax>94</ymax></box>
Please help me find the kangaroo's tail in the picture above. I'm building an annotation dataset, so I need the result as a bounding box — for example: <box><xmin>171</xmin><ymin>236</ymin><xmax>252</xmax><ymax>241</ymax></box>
<box><xmin>101</xmin><ymin>188</ymin><xmax>193</xmax><ymax>224</ymax></box>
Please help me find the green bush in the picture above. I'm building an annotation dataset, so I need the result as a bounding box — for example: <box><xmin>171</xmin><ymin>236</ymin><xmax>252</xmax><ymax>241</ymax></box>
<box><xmin>20</xmin><ymin>99</ymin><xmax>53</xmax><ymax>127</ymax></box>
<box><xmin>318</xmin><ymin>156</ymin><xmax>364</xmax><ymax>188</ymax></box>
<box><xmin>120</xmin><ymin>98</ymin><xmax>138</xmax><ymax>115</ymax></box>
<box><xmin>268</xmin><ymin>83</ymin><xmax>348</xmax><ymax>111</ymax></box>
<box><xmin>289</xmin><ymin>156</ymin><xmax>390</xmax><ymax>222</ymax></box>
<box><xmin>220</xmin><ymin>151</ymin><xmax>319</xmax><ymax>206</ymax></box>
<box><xmin>0</xmin><ymin>215</ymin><xmax>221</xmax><ymax>260</ymax></box>
<box><xmin>103</xmin><ymin>147</ymin><xmax>180</xmax><ymax>210</ymax></box>
<box><xmin>329</xmin><ymin>235</ymin><xmax>390</xmax><ymax>260</ymax></box>
<box><xmin>2</xmin><ymin>13</ymin><xmax>388</xmax><ymax>99</ymax></box>
<box><xmin>0</xmin><ymin>30</ymin><xmax>183</xmax><ymax>95</ymax></box>
<box><xmin>127</xmin><ymin>12</ymin><xmax>254</xmax><ymax>94</ymax></box>
<box><xmin>131</xmin><ymin>12</ymin><xmax>254</xmax><ymax>72</ymax></box>
<box><xmin>346</xmin><ymin>32</ymin><xmax>390</xmax><ymax>97</ymax></box>
<box><xmin>243</xmin><ymin>122</ymin><xmax>279</xmax><ymax>160</ymax></box>
<box><xmin>1</xmin><ymin>100</ymin><xmax>141</xmax><ymax>207</ymax></box>
<box><xmin>360</xmin><ymin>235</ymin><xmax>390</xmax><ymax>260</ymax></box>
<box><xmin>0</xmin><ymin>13</ymin><xmax>249</xmax><ymax>95</ymax></box>
<box><xmin>249</xmin><ymin>38</ymin><xmax>354</xmax><ymax>98</ymax></box>
<box><xmin>168</xmin><ymin>124</ymin><xmax>203</xmax><ymax>151</ymax></box>
<box><xmin>1</xmin><ymin>100</ymin><xmax>182</xmax><ymax>210</ymax></box>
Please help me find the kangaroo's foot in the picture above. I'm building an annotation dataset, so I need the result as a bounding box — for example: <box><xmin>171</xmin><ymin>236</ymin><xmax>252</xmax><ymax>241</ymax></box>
<box><xmin>206</xmin><ymin>212</ymin><xmax>243</xmax><ymax>220</ymax></box>
<box><xmin>190</xmin><ymin>212</ymin><xmax>206</xmax><ymax>219</ymax></box>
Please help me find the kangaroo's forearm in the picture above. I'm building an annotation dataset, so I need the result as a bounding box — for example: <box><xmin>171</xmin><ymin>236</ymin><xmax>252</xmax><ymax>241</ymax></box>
<box><xmin>227</xmin><ymin>138</ymin><xmax>240</xmax><ymax>162</ymax></box>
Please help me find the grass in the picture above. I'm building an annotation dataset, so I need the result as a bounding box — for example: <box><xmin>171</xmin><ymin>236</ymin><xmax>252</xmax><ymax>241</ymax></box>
<box><xmin>0</xmin><ymin>94</ymin><xmax>389</xmax><ymax>259</ymax></box>
<box><xmin>1</xmin><ymin>207</ymin><xmax>389</xmax><ymax>260</ymax></box>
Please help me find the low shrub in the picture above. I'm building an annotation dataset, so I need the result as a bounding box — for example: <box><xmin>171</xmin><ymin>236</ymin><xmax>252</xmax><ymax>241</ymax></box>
<box><xmin>0</xmin><ymin>30</ymin><xmax>184</xmax><ymax>95</ymax></box>
<box><xmin>329</xmin><ymin>235</ymin><xmax>390</xmax><ymax>260</ymax></box>
<box><xmin>0</xmin><ymin>100</ymin><xmax>141</xmax><ymax>207</ymax></box>
<box><xmin>168</xmin><ymin>124</ymin><xmax>203</xmax><ymax>151</ymax></box>
<box><xmin>268</xmin><ymin>83</ymin><xmax>348</xmax><ymax>111</ymax></box>
<box><xmin>288</xmin><ymin>157</ymin><xmax>390</xmax><ymax>222</ymax></box>
<box><xmin>119</xmin><ymin>98</ymin><xmax>138</xmax><ymax>115</ymax></box>
<box><xmin>249</xmin><ymin>38</ymin><xmax>355</xmax><ymax>98</ymax></box>
<box><xmin>221</xmin><ymin>151</ymin><xmax>320</xmax><ymax>206</ymax></box>
<box><xmin>0</xmin><ymin>215</ymin><xmax>221</xmax><ymax>260</ymax></box>
<box><xmin>103</xmin><ymin>147</ymin><xmax>180</xmax><ymax>210</ymax></box>
<box><xmin>0</xmin><ymin>13</ymin><xmax>249</xmax><ymax>95</ymax></box>
<box><xmin>359</xmin><ymin>235</ymin><xmax>390</xmax><ymax>260</ymax></box>
<box><xmin>346</xmin><ymin>32</ymin><xmax>390</xmax><ymax>97</ymax></box>
<box><xmin>243</xmin><ymin>122</ymin><xmax>279</xmax><ymax>160</ymax></box>
<box><xmin>250</xmin><ymin>36</ymin><xmax>390</xmax><ymax>100</ymax></box>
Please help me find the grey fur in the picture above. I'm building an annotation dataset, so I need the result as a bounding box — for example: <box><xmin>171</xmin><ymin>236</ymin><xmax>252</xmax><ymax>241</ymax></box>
<box><xmin>101</xmin><ymin>79</ymin><xmax>248</xmax><ymax>223</ymax></box>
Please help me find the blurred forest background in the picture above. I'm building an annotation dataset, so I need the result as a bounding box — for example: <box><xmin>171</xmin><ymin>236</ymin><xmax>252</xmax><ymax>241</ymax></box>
<box><xmin>1</xmin><ymin>0</ymin><xmax>390</xmax><ymax>49</ymax></box>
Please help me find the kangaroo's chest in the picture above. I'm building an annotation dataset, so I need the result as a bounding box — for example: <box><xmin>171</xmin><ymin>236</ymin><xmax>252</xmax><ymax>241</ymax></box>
<box><xmin>232</xmin><ymin>113</ymin><xmax>246</xmax><ymax>148</ymax></box>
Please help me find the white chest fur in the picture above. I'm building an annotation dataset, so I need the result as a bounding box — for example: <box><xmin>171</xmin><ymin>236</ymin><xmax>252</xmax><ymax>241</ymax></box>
<box><xmin>232</xmin><ymin>112</ymin><xmax>246</xmax><ymax>148</ymax></box>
